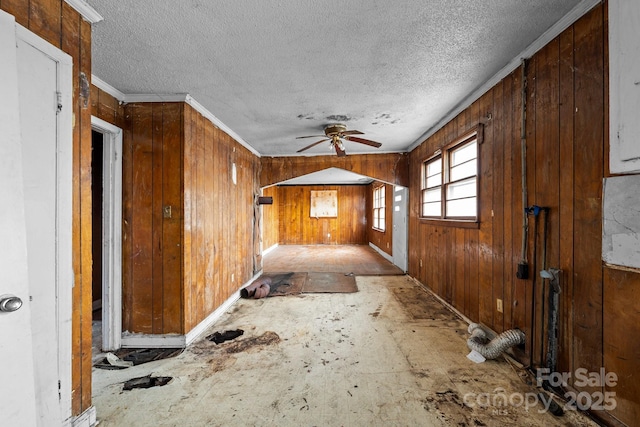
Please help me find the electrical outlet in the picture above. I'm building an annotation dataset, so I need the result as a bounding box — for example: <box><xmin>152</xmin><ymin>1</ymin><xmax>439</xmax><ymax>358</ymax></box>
<box><xmin>496</xmin><ymin>299</ymin><xmax>503</xmax><ymax>313</ymax></box>
<box><xmin>419</xmin><ymin>259</ymin><xmax>423</xmax><ymax>267</ymax></box>
<box><xmin>231</xmin><ymin>273</ymin><xmax>235</xmax><ymax>283</ymax></box>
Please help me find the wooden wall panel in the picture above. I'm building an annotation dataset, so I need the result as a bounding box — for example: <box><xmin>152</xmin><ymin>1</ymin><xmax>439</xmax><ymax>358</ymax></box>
<box><xmin>91</xmin><ymin>85</ymin><xmax>126</xmax><ymax>129</ymax></box>
<box><xmin>477</xmin><ymin>90</ymin><xmax>494</xmax><ymax>330</ymax></box>
<box><xmin>367</xmin><ymin>182</ymin><xmax>393</xmax><ymax>256</ymax></box>
<box><xmin>277</xmin><ymin>185</ymin><xmax>367</xmax><ymax>245</ymax></box>
<box><xmin>182</xmin><ymin>104</ymin><xmax>260</xmax><ymax>332</ymax></box>
<box><xmin>182</xmin><ymin>105</ymin><xmax>194</xmax><ymax>332</ymax></box>
<box><xmin>1</xmin><ymin>0</ymin><xmax>29</xmax><ymax>27</ymax></box>
<box><xmin>406</xmin><ymin>5</ymin><xmax>640</xmax><ymax>425</ymax></box>
<box><xmin>261</xmin><ymin>186</ymin><xmax>279</xmax><ymax>251</ymax></box>
<box><xmin>492</xmin><ymin>80</ymin><xmax>505</xmax><ymax>332</ymax></box>
<box><xmin>571</xmin><ymin>5</ymin><xmax>605</xmax><ymax>391</ymax></box>
<box><xmin>0</xmin><ymin>0</ymin><xmax>96</xmax><ymax>415</ymax></box>
<box><xmin>557</xmin><ymin>26</ymin><xmax>576</xmax><ymax>377</ymax></box>
<box><xmin>122</xmin><ymin>103</ymin><xmax>184</xmax><ymax>334</ymax></box>
<box><xmin>78</xmin><ymin>12</ymin><xmax>93</xmax><ymax>415</ymax></box>
<box><xmin>128</xmin><ymin>103</ymin><xmax>154</xmax><ymax>332</ymax></box>
<box><xmin>603</xmin><ymin>267</ymin><xmax>640</xmax><ymax>426</ymax></box>
<box><xmin>261</xmin><ymin>153</ymin><xmax>409</xmax><ymax>188</ymax></box>
<box><xmin>161</xmin><ymin>103</ymin><xmax>184</xmax><ymax>333</ymax></box>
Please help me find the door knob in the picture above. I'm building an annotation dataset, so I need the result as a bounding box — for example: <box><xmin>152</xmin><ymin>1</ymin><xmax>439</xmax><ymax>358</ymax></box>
<box><xmin>0</xmin><ymin>296</ymin><xmax>23</xmax><ymax>312</ymax></box>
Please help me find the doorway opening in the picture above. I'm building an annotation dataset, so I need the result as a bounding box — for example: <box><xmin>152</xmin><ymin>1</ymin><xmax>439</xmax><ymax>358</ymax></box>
<box><xmin>91</xmin><ymin>117</ymin><xmax>123</xmax><ymax>353</ymax></box>
<box><xmin>92</xmin><ymin>130</ymin><xmax>103</xmax><ymax>322</ymax></box>
<box><xmin>392</xmin><ymin>185</ymin><xmax>408</xmax><ymax>272</ymax></box>
<box><xmin>258</xmin><ymin>168</ymin><xmax>409</xmax><ymax>272</ymax></box>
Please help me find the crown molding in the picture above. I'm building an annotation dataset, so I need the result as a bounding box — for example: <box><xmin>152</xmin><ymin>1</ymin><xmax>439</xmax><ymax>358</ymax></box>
<box><xmin>64</xmin><ymin>0</ymin><xmax>103</xmax><ymax>23</ymax></box>
<box><xmin>185</xmin><ymin>95</ymin><xmax>260</xmax><ymax>157</ymax></box>
<box><xmin>91</xmin><ymin>75</ymin><xmax>126</xmax><ymax>102</ymax></box>
<box><xmin>124</xmin><ymin>93</ymin><xmax>189</xmax><ymax>103</ymax></box>
<box><xmin>91</xmin><ymin>76</ymin><xmax>259</xmax><ymax>156</ymax></box>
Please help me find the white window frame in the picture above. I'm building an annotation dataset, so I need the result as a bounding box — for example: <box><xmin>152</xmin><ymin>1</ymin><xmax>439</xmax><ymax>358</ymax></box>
<box><xmin>421</xmin><ymin>130</ymin><xmax>479</xmax><ymax>222</ymax></box>
<box><xmin>373</xmin><ymin>184</ymin><xmax>386</xmax><ymax>231</ymax></box>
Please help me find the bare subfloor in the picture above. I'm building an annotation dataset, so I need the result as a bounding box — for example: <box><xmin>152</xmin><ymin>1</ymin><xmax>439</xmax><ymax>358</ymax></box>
<box><xmin>93</xmin><ymin>276</ymin><xmax>597</xmax><ymax>426</ymax></box>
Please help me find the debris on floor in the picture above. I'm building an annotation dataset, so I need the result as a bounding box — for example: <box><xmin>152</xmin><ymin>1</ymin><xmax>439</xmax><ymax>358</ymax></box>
<box><xmin>240</xmin><ymin>276</ymin><xmax>272</xmax><ymax>298</ymax></box>
<box><xmin>241</xmin><ymin>272</ymin><xmax>300</xmax><ymax>298</ymax></box>
<box><xmin>93</xmin><ymin>352</ymin><xmax>134</xmax><ymax>370</ymax></box>
<box><xmin>467</xmin><ymin>323</ymin><xmax>525</xmax><ymax>360</ymax></box>
<box><xmin>206</xmin><ymin>329</ymin><xmax>244</xmax><ymax>344</ymax></box>
<box><xmin>123</xmin><ymin>348</ymin><xmax>184</xmax><ymax>365</ymax></box>
<box><xmin>94</xmin><ymin>348</ymin><xmax>183</xmax><ymax>369</ymax></box>
<box><xmin>122</xmin><ymin>375</ymin><xmax>172</xmax><ymax>391</ymax></box>
<box><xmin>93</xmin><ymin>275</ymin><xmax>599</xmax><ymax>426</ymax></box>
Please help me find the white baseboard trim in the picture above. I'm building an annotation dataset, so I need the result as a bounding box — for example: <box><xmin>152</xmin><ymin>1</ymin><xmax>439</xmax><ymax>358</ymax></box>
<box><xmin>262</xmin><ymin>243</ymin><xmax>278</xmax><ymax>256</ymax></box>
<box><xmin>71</xmin><ymin>406</ymin><xmax>96</xmax><ymax>427</ymax></box>
<box><xmin>121</xmin><ymin>332</ymin><xmax>185</xmax><ymax>349</ymax></box>
<box><xmin>185</xmin><ymin>271</ymin><xmax>263</xmax><ymax>345</ymax></box>
<box><xmin>369</xmin><ymin>242</ymin><xmax>393</xmax><ymax>263</ymax></box>
<box><xmin>184</xmin><ymin>288</ymin><xmax>239</xmax><ymax>346</ymax></box>
<box><xmin>120</xmin><ymin>273</ymin><xmax>261</xmax><ymax>349</ymax></box>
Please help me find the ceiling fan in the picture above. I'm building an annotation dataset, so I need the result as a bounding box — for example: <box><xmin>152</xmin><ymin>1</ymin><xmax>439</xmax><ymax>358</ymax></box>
<box><xmin>296</xmin><ymin>124</ymin><xmax>382</xmax><ymax>157</ymax></box>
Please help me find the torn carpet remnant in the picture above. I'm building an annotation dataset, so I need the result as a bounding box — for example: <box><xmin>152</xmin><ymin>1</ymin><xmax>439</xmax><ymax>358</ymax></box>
<box><xmin>94</xmin><ymin>348</ymin><xmax>183</xmax><ymax>369</ymax></box>
<box><xmin>122</xmin><ymin>375</ymin><xmax>172</xmax><ymax>391</ymax></box>
<box><xmin>240</xmin><ymin>276</ymin><xmax>272</xmax><ymax>298</ymax></box>
<box><xmin>207</xmin><ymin>329</ymin><xmax>244</xmax><ymax>344</ymax></box>
<box><xmin>241</xmin><ymin>273</ymin><xmax>301</xmax><ymax>298</ymax></box>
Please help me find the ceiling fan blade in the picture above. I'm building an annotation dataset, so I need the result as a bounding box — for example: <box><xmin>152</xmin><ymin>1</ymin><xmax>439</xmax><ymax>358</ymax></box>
<box><xmin>335</xmin><ymin>143</ymin><xmax>347</xmax><ymax>157</ymax></box>
<box><xmin>341</xmin><ymin>130</ymin><xmax>364</xmax><ymax>136</ymax></box>
<box><xmin>297</xmin><ymin>139</ymin><xmax>329</xmax><ymax>153</ymax></box>
<box><xmin>344</xmin><ymin>135</ymin><xmax>382</xmax><ymax>148</ymax></box>
<box><xmin>296</xmin><ymin>134</ymin><xmax>326</xmax><ymax>139</ymax></box>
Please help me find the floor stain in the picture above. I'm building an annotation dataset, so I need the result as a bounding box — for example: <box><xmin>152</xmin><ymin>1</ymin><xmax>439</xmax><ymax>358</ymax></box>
<box><xmin>422</xmin><ymin>389</ymin><xmax>473</xmax><ymax>426</ymax></box>
<box><xmin>390</xmin><ymin>286</ymin><xmax>464</xmax><ymax>323</ymax></box>
<box><xmin>221</xmin><ymin>331</ymin><xmax>281</xmax><ymax>354</ymax></box>
<box><xmin>369</xmin><ymin>303</ymin><xmax>383</xmax><ymax>318</ymax></box>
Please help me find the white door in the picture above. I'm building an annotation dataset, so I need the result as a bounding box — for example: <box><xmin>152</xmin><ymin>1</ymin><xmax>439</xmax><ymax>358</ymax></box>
<box><xmin>0</xmin><ymin>12</ymin><xmax>38</xmax><ymax>426</ymax></box>
<box><xmin>0</xmin><ymin>12</ymin><xmax>73</xmax><ymax>426</ymax></box>
<box><xmin>392</xmin><ymin>186</ymin><xmax>408</xmax><ymax>272</ymax></box>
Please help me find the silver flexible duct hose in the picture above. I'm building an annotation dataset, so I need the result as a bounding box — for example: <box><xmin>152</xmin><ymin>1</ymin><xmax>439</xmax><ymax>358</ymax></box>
<box><xmin>467</xmin><ymin>323</ymin><xmax>526</xmax><ymax>360</ymax></box>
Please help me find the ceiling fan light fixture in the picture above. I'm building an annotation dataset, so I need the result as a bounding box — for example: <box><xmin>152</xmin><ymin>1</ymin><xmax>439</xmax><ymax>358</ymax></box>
<box><xmin>296</xmin><ymin>123</ymin><xmax>382</xmax><ymax>156</ymax></box>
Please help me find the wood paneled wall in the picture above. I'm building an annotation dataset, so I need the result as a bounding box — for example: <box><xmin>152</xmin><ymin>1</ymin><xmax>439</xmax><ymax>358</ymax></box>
<box><xmin>182</xmin><ymin>104</ymin><xmax>260</xmax><ymax>331</ymax></box>
<box><xmin>0</xmin><ymin>0</ymin><xmax>94</xmax><ymax>416</ymax></box>
<box><xmin>93</xmin><ymin>97</ymin><xmax>261</xmax><ymax>336</ymax></box>
<box><xmin>260</xmin><ymin>153</ymin><xmax>409</xmax><ymax>188</ymax></box>
<box><xmin>121</xmin><ymin>102</ymin><xmax>184</xmax><ymax>334</ymax></box>
<box><xmin>367</xmin><ymin>182</ymin><xmax>393</xmax><ymax>256</ymax></box>
<box><xmin>276</xmin><ymin>185</ymin><xmax>368</xmax><ymax>245</ymax></box>
<box><xmin>408</xmin><ymin>5</ymin><xmax>638</xmax><ymax>425</ymax></box>
<box><xmin>261</xmin><ymin>186</ymin><xmax>279</xmax><ymax>250</ymax></box>
<box><xmin>91</xmin><ymin>85</ymin><xmax>126</xmax><ymax>129</ymax></box>
<box><xmin>603</xmin><ymin>267</ymin><xmax>640</xmax><ymax>424</ymax></box>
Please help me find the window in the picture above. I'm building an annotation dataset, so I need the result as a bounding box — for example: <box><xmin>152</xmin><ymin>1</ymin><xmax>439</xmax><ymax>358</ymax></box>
<box><xmin>373</xmin><ymin>185</ymin><xmax>386</xmax><ymax>231</ymax></box>
<box><xmin>421</xmin><ymin>132</ymin><xmax>478</xmax><ymax>221</ymax></box>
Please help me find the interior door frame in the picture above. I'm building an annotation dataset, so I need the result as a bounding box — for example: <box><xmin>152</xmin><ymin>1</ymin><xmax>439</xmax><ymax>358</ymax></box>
<box><xmin>91</xmin><ymin>116</ymin><xmax>123</xmax><ymax>351</ymax></box>
<box><xmin>15</xmin><ymin>22</ymin><xmax>73</xmax><ymax>424</ymax></box>
<box><xmin>392</xmin><ymin>185</ymin><xmax>408</xmax><ymax>272</ymax></box>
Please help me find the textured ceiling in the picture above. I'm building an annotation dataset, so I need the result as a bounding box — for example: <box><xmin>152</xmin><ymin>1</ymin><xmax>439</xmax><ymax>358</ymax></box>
<box><xmin>89</xmin><ymin>0</ymin><xmax>583</xmax><ymax>157</ymax></box>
